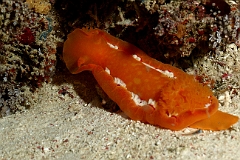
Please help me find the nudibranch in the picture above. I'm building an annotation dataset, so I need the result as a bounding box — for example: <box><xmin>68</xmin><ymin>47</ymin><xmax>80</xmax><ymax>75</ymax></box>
<box><xmin>63</xmin><ymin>28</ymin><xmax>239</xmax><ymax>131</ymax></box>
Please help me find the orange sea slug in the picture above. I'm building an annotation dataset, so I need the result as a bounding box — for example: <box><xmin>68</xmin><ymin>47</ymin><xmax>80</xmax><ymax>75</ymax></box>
<box><xmin>63</xmin><ymin>28</ymin><xmax>238</xmax><ymax>131</ymax></box>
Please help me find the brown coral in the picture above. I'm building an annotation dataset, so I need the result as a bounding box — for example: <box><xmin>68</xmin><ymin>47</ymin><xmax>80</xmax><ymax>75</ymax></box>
<box><xmin>25</xmin><ymin>0</ymin><xmax>51</xmax><ymax>14</ymax></box>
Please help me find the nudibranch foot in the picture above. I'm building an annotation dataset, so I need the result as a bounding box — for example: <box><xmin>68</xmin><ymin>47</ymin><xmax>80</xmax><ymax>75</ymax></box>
<box><xmin>190</xmin><ymin>110</ymin><xmax>239</xmax><ymax>130</ymax></box>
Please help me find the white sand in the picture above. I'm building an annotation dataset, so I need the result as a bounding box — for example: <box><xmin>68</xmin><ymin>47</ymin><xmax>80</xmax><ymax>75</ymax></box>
<box><xmin>0</xmin><ymin>69</ymin><xmax>239</xmax><ymax>159</ymax></box>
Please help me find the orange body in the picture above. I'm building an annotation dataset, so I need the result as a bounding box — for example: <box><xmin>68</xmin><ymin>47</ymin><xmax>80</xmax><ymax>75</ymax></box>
<box><xmin>63</xmin><ymin>28</ymin><xmax>238</xmax><ymax>130</ymax></box>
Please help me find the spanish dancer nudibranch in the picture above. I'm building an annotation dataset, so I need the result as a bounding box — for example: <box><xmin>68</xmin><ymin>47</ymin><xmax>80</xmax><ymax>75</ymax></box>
<box><xmin>63</xmin><ymin>28</ymin><xmax>239</xmax><ymax>131</ymax></box>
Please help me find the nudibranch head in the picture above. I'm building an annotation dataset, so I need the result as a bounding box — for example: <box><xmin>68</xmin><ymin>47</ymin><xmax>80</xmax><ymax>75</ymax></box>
<box><xmin>63</xmin><ymin>28</ymin><xmax>109</xmax><ymax>74</ymax></box>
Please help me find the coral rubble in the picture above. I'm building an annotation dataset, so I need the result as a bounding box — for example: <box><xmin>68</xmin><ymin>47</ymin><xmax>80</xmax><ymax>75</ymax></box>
<box><xmin>0</xmin><ymin>0</ymin><xmax>62</xmax><ymax>117</ymax></box>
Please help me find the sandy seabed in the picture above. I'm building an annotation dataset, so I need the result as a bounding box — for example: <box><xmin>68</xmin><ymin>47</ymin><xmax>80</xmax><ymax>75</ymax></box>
<box><xmin>0</xmin><ymin>68</ymin><xmax>240</xmax><ymax>159</ymax></box>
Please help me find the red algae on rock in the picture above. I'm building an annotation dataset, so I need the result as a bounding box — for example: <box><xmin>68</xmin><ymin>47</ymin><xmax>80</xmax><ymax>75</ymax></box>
<box><xmin>18</xmin><ymin>27</ymin><xmax>35</xmax><ymax>45</ymax></box>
